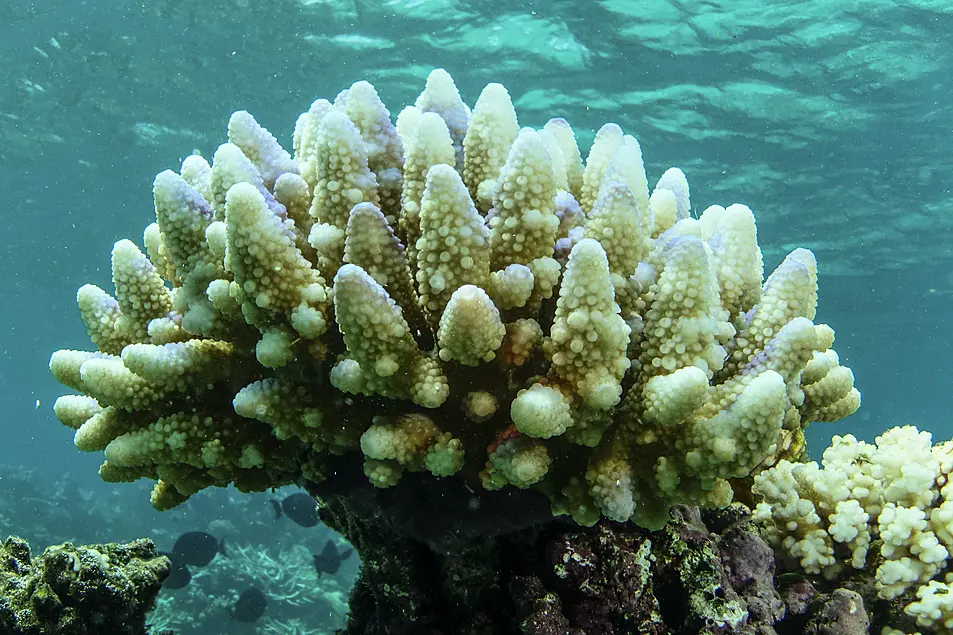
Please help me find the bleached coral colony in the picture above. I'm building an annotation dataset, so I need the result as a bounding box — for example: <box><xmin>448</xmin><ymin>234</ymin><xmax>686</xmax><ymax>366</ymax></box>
<box><xmin>49</xmin><ymin>69</ymin><xmax>859</xmax><ymax>529</ymax></box>
<box><xmin>755</xmin><ymin>426</ymin><xmax>953</xmax><ymax>632</ymax></box>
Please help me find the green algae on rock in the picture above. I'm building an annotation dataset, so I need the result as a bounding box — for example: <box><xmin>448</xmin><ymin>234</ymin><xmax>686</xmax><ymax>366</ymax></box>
<box><xmin>0</xmin><ymin>536</ymin><xmax>169</xmax><ymax>635</ymax></box>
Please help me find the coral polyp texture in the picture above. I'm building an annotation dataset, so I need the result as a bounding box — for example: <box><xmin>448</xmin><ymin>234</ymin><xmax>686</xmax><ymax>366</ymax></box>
<box><xmin>48</xmin><ymin>69</ymin><xmax>860</xmax><ymax>527</ymax></box>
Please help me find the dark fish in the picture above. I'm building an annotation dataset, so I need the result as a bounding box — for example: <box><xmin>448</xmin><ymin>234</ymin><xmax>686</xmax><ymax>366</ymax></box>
<box><xmin>313</xmin><ymin>539</ymin><xmax>354</xmax><ymax>577</ymax></box>
<box><xmin>232</xmin><ymin>587</ymin><xmax>267</xmax><ymax>623</ymax></box>
<box><xmin>172</xmin><ymin>531</ymin><xmax>226</xmax><ymax>567</ymax></box>
<box><xmin>268</xmin><ymin>499</ymin><xmax>281</xmax><ymax>520</ymax></box>
<box><xmin>276</xmin><ymin>492</ymin><xmax>319</xmax><ymax>527</ymax></box>
<box><xmin>159</xmin><ymin>551</ymin><xmax>191</xmax><ymax>589</ymax></box>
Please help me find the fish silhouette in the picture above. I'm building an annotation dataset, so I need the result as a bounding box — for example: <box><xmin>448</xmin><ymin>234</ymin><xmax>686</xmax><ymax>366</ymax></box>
<box><xmin>312</xmin><ymin>539</ymin><xmax>354</xmax><ymax>577</ymax></box>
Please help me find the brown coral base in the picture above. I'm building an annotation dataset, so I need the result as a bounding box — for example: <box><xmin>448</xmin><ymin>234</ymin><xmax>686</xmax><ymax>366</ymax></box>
<box><xmin>308</xmin><ymin>462</ymin><xmax>871</xmax><ymax>635</ymax></box>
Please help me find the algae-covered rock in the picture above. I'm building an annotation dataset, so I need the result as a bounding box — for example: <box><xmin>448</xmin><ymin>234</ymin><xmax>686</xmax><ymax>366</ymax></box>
<box><xmin>804</xmin><ymin>589</ymin><xmax>869</xmax><ymax>635</ymax></box>
<box><xmin>314</xmin><ymin>470</ymin><xmax>796</xmax><ymax>635</ymax></box>
<box><xmin>0</xmin><ymin>536</ymin><xmax>169</xmax><ymax>635</ymax></box>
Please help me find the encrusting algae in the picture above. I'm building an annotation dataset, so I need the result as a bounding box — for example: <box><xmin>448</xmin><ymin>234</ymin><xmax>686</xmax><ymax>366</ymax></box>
<box><xmin>48</xmin><ymin>69</ymin><xmax>860</xmax><ymax>529</ymax></box>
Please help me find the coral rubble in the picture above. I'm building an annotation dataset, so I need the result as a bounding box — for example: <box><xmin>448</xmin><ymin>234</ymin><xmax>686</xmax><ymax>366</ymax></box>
<box><xmin>48</xmin><ymin>69</ymin><xmax>859</xmax><ymax>528</ymax></box>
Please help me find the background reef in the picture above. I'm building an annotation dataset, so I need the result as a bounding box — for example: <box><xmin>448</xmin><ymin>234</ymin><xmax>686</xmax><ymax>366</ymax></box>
<box><xmin>0</xmin><ymin>465</ymin><xmax>355</xmax><ymax>634</ymax></box>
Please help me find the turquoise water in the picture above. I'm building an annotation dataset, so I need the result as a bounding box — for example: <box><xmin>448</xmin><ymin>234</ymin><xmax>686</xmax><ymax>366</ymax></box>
<box><xmin>1</xmin><ymin>0</ymin><xmax>950</xmax><ymax>632</ymax></box>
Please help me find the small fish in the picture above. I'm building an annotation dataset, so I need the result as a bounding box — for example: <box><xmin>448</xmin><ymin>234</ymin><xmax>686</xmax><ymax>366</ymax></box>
<box><xmin>159</xmin><ymin>551</ymin><xmax>192</xmax><ymax>589</ymax></box>
<box><xmin>272</xmin><ymin>492</ymin><xmax>320</xmax><ymax>527</ymax></box>
<box><xmin>172</xmin><ymin>531</ymin><xmax>226</xmax><ymax>567</ymax></box>
<box><xmin>313</xmin><ymin>539</ymin><xmax>354</xmax><ymax>577</ymax></box>
<box><xmin>232</xmin><ymin>587</ymin><xmax>267</xmax><ymax>623</ymax></box>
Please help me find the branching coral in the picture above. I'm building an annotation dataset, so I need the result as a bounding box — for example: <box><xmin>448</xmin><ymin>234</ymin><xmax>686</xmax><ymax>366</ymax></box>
<box><xmin>229</xmin><ymin>543</ymin><xmax>347</xmax><ymax>609</ymax></box>
<box><xmin>754</xmin><ymin>426</ymin><xmax>953</xmax><ymax>632</ymax></box>
<box><xmin>147</xmin><ymin>540</ymin><xmax>349</xmax><ymax>635</ymax></box>
<box><xmin>49</xmin><ymin>69</ymin><xmax>859</xmax><ymax>528</ymax></box>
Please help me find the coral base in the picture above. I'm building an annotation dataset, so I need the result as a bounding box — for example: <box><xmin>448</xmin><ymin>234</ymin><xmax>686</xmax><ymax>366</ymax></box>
<box><xmin>308</xmin><ymin>462</ymin><xmax>870</xmax><ymax>635</ymax></box>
